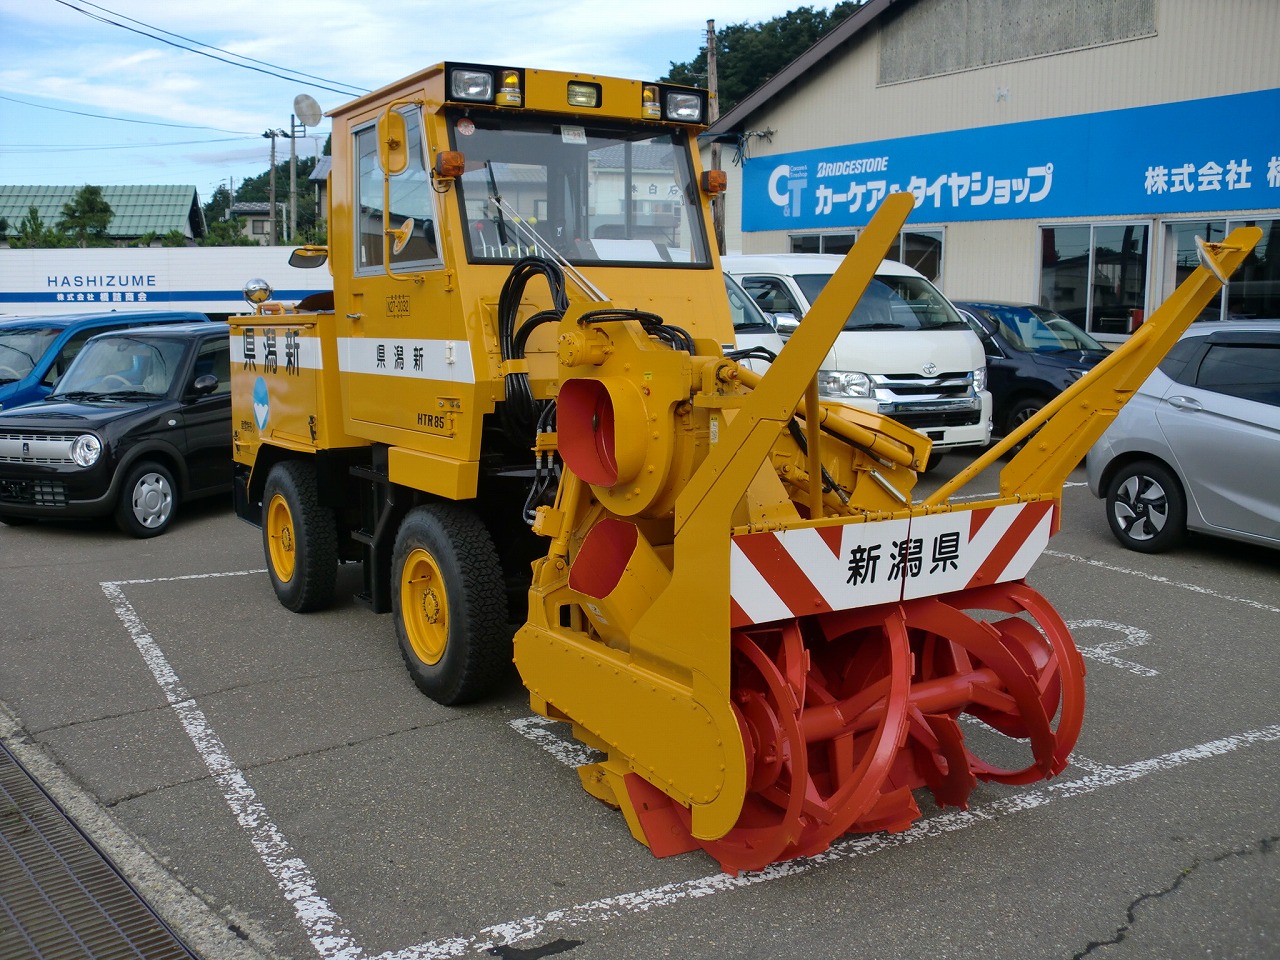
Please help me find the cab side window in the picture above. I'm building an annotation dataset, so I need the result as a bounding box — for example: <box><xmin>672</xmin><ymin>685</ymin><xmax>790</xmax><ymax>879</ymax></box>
<box><xmin>354</xmin><ymin>106</ymin><xmax>440</xmax><ymax>274</ymax></box>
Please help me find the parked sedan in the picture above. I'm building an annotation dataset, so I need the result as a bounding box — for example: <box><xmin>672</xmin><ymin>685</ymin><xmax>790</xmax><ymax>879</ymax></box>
<box><xmin>956</xmin><ymin>301</ymin><xmax>1109</xmax><ymax>437</ymax></box>
<box><xmin>1086</xmin><ymin>321</ymin><xmax>1280</xmax><ymax>552</ymax></box>
<box><xmin>0</xmin><ymin>322</ymin><xmax>231</xmax><ymax>537</ymax></box>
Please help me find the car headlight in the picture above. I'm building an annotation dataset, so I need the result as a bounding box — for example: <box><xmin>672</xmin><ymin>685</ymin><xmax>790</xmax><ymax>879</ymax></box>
<box><xmin>71</xmin><ymin>433</ymin><xmax>102</xmax><ymax>467</ymax></box>
<box><xmin>818</xmin><ymin>370</ymin><xmax>873</xmax><ymax>399</ymax></box>
<box><xmin>972</xmin><ymin>366</ymin><xmax>987</xmax><ymax>392</ymax></box>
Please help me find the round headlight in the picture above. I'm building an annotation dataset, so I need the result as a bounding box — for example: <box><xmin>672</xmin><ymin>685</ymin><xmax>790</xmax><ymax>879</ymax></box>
<box><xmin>71</xmin><ymin>434</ymin><xmax>102</xmax><ymax>467</ymax></box>
<box><xmin>818</xmin><ymin>370</ymin><xmax>873</xmax><ymax>399</ymax></box>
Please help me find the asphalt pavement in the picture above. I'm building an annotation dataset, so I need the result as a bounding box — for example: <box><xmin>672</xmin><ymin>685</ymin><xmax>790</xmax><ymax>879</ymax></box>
<box><xmin>1</xmin><ymin>453</ymin><xmax>1276</xmax><ymax>960</ymax></box>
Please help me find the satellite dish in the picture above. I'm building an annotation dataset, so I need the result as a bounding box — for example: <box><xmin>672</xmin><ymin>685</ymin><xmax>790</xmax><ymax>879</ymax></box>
<box><xmin>294</xmin><ymin>94</ymin><xmax>323</xmax><ymax>127</ymax></box>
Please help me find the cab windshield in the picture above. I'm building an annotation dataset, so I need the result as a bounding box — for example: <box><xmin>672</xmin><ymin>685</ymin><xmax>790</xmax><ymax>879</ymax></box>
<box><xmin>0</xmin><ymin>326</ymin><xmax>58</xmax><ymax>382</ymax></box>
<box><xmin>451</xmin><ymin>111</ymin><xmax>711</xmax><ymax>267</ymax></box>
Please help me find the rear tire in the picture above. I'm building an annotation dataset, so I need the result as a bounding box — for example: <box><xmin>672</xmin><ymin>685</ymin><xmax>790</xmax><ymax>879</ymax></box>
<box><xmin>115</xmin><ymin>461</ymin><xmax>177</xmax><ymax>538</ymax></box>
<box><xmin>392</xmin><ymin>504</ymin><xmax>509</xmax><ymax>705</ymax></box>
<box><xmin>1105</xmin><ymin>459</ymin><xmax>1186</xmax><ymax>553</ymax></box>
<box><xmin>262</xmin><ymin>461</ymin><xmax>338</xmax><ymax>612</ymax></box>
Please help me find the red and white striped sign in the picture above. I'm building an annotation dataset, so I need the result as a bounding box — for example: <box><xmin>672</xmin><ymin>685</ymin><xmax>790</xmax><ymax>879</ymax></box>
<box><xmin>729</xmin><ymin>500</ymin><xmax>1057</xmax><ymax>627</ymax></box>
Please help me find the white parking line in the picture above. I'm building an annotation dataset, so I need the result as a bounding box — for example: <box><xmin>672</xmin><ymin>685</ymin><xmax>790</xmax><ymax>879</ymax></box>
<box><xmin>103</xmin><ymin>570</ymin><xmax>1279</xmax><ymax>960</ymax></box>
<box><xmin>1044</xmin><ymin>549</ymin><xmax>1280</xmax><ymax>614</ymax></box>
<box><xmin>1067</xmin><ymin>619</ymin><xmax>1159</xmax><ymax>677</ymax></box>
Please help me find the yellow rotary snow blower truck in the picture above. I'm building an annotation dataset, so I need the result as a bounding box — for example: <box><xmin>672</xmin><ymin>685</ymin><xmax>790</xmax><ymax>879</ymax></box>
<box><xmin>230</xmin><ymin>61</ymin><xmax>1259</xmax><ymax>873</ymax></box>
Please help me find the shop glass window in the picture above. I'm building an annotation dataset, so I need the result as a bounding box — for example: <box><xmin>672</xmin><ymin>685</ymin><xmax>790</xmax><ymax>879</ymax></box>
<box><xmin>1226</xmin><ymin>218</ymin><xmax>1280</xmax><ymax>321</ymax></box>
<box><xmin>787</xmin><ymin>229</ymin><xmax>943</xmax><ymax>283</ymax></box>
<box><xmin>1040</xmin><ymin>223</ymin><xmax>1150</xmax><ymax>336</ymax></box>
<box><xmin>1162</xmin><ymin>220</ymin><xmax>1226</xmax><ymax>321</ymax></box>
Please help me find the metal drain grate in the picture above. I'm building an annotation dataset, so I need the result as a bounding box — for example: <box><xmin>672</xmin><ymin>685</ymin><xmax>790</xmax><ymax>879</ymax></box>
<box><xmin>0</xmin><ymin>741</ymin><xmax>197</xmax><ymax>960</ymax></box>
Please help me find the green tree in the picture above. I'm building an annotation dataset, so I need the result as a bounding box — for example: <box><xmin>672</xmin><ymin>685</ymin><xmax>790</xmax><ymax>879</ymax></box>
<box><xmin>0</xmin><ymin>216</ymin><xmax>8</xmax><ymax>242</ymax></box>
<box><xmin>198</xmin><ymin>218</ymin><xmax>258</xmax><ymax>247</ymax></box>
<box><xmin>663</xmin><ymin>2</ymin><xmax>862</xmax><ymax>115</ymax></box>
<box><xmin>10</xmin><ymin>206</ymin><xmax>67</xmax><ymax>248</ymax></box>
<box><xmin>58</xmin><ymin>184</ymin><xmax>115</xmax><ymax>247</ymax></box>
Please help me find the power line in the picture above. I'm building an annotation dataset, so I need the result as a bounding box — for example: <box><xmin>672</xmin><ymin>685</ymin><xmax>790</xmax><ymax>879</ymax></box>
<box><xmin>0</xmin><ymin>138</ymin><xmax>257</xmax><ymax>153</ymax></box>
<box><xmin>0</xmin><ymin>94</ymin><xmax>257</xmax><ymax>134</ymax></box>
<box><xmin>52</xmin><ymin>0</ymin><xmax>369</xmax><ymax>98</ymax></box>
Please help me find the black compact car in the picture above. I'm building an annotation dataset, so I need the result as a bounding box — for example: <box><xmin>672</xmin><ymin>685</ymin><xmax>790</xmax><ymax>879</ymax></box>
<box><xmin>955</xmin><ymin>301</ymin><xmax>1110</xmax><ymax>437</ymax></box>
<box><xmin>0</xmin><ymin>322</ymin><xmax>231</xmax><ymax>537</ymax></box>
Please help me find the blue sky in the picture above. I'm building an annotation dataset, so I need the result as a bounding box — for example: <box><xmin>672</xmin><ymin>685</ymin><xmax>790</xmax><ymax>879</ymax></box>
<box><xmin>0</xmin><ymin>0</ymin><xmax>834</xmax><ymax>206</ymax></box>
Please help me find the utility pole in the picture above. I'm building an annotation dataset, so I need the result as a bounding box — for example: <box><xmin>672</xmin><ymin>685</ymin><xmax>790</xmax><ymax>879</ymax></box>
<box><xmin>707</xmin><ymin>19</ymin><xmax>725</xmax><ymax>254</ymax></box>
<box><xmin>263</xmin><ymin>130</ymin><xmax>279</xmax><ymax>245</ymax></box>
<box><xmin>289</xmin><ymin>112</ymin><xmax>306</xmax><ymax>243</ymax></box>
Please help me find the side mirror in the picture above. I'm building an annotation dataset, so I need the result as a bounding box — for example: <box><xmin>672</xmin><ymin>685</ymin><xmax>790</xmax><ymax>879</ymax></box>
<box><xmin>191</xmin><ymin>374</ymin><xmax>219</xmax><ymax>396</ymax></box>
<box><xmin>379</xmin><ymin>110</ymin><xmax>408</xmax><ymax>176</ymax></box>
<box><xmin>289</xmin><ymin>245</ymin><xmax>329</xmax><ymax>269</ymax></box>
<box><xmin>774</xmin><ymin>312</ymin><xmax>800</xmax><ymax>336</ymax></box>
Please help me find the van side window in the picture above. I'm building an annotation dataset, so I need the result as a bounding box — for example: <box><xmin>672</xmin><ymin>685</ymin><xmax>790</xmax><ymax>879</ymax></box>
<box><xmin>741</xmin><ymin>277</ymin><xmax>802</xmax><ymax>316</ymax></box>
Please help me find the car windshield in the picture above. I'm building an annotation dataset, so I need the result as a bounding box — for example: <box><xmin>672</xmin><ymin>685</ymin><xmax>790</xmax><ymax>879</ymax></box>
<box><xmin>451</xmin><ymin>111</ymin><xmax>711</xmax><ymax>267</ymax></box>
<box><xmin>51</xmin><ymin>335</ymin><xmax>186</xmax><ymax>397</ymax></box>
<box><xmin>0</xmin><ymin>326</ymin><xmax>59</xmax><ymax>382</ymax></box>
<box><xmin>793</xmin><ymin>273</ymin><xmax>969</xmax><ymax>332</ymax></box>
<box><xmin>725</xmin><ymin>275</ymin><xmax>776</xmax><ymax>332</ymax></box>
<box><xmin>974</xmin><ymin>304</ymin><xmax>1106</xmax><ymax>352</ymax></box>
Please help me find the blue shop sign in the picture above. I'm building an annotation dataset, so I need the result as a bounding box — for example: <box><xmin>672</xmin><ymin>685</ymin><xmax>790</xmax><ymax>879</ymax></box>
<box><xmin>741</xmin><ymin>88</ymin><xmax>1280</xmax><ymax>232</ymax></box>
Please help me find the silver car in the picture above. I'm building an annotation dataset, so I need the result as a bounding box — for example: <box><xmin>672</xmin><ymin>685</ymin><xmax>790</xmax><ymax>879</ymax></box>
<box><xmin>1086</xmin><ymin>321</ymin><xmax>1280</xmax><ymax>552</ymax></box>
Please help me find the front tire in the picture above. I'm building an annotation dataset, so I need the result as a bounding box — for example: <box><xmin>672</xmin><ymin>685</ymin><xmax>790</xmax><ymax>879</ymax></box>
<box><xmin>1005</xmin><ymin>396</ymin><xmax>1047</xmax><ymax>442</ymax></box>
<box><xmin>115</xmin><ymin>461</ymin><xmax>177</xmax><ymax>538</ymax></box>
<box><xmin>1105</xmin><ymin>460</ymin><xmax>1186</xmax><ymax>553</ymax></box>
<box><xmin>392</xmin><ymin>504</ymin><xmax>509</xmax><ymax>705</ymax></box>
<box><xmin>262</xmin><ymin>461</ymin><xmax>338</xmax><ymax>612</ymax></box>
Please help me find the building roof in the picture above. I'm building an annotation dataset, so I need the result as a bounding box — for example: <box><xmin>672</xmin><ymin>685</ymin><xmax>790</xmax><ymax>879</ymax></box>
<box><xmin>310</xmin><ymin>156</ymin><xmax>332</xmax><ymax>182</ymax></box>
<box><xmin>230</xmin><ymin>201</ymin><xmax>276</xmax><ymax>216</ymax></box>
<box><xmin>705</xmin><ymin>0</ymin><xmax>902</xmax><ymax>137</ymax></box>
<box><xmin>0</xmin><ymin>184</ymin><xmax>206</xmax><ymax>239</ymax></box>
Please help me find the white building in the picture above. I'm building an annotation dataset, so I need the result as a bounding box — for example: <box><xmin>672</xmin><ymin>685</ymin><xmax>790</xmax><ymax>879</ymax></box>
<box><xmin>704</xmin><ymin>0</ymin><xmax>1280</xmax><ymax>342</ymax></box>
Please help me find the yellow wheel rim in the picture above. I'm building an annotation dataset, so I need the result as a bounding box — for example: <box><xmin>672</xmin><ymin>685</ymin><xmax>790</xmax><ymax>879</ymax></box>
<box><xmin>401</xmin><ymin>546</ymin><xmax>448</xmax><ymax>665</ymax></box>
<box><xmin>266</xmin><ymin>492</ymin><xmax>296</xmax><ymax>583</ymax></box>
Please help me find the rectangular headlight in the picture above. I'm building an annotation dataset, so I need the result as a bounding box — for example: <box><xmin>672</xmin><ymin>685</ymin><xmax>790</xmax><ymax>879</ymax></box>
<box><xmin>450</xmin><ymin>68</ymin><xmax>494</xmax><ymax>102</ymax></box>
<box><xmin>567</xmin><ymin>81</ymin><xmax>601</xmax><ymax>108</ymax></box>
<box><xmin>664</xmin><ymin>91</ymin><xmax>703</xmax><ymax>123</ymax></box>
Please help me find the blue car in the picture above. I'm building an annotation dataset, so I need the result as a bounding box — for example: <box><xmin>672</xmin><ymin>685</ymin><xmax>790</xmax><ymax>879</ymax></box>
<box><xmin>955</xmin><ymin>301</ymin><xmax>1110</xmax><ymax>437</ymax></box>
<box><xmin>0</xmin><ymin>310</ymin><xmax>209</xmax><ymax>411</ymax></box>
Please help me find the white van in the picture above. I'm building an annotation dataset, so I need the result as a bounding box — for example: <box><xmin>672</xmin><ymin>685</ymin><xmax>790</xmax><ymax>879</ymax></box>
<box><xmin>722</xmin><ymin>254</ymin><xmax>992</xmax><ymax>464</ymax></box>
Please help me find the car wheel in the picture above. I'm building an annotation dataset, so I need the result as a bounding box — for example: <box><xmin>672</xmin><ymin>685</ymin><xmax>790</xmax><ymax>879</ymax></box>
<box><xmin>392</xmin><ymin>504</ymin><xmax>509</xmax><ymax>705</ymax></box>
<box><xmin>115</xmin><ymin>461</ymin><xmax>178</xmax><ymax>538</ymax></box>
<box><xmin>1005</xmin><ymin>397</ymin><xmax>1047</xmax><ymax>442</ymax></box>
<box><xmin>922</xmin><ymin>451</ymin><xmax>945</xmax><ymax>473</ymax></box>
<box><xmin>1105</xmin><ymin>460</ymin><xmax>1187</xmax><ymax>553</ymax></box>
<box><xmin>262</xmin><ymin>460</ymin><xmax>338</xmax><ymax>613</ymax></box>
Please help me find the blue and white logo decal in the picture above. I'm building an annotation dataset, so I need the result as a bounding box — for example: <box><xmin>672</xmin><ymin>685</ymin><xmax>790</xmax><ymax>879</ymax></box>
<box><xmin>253</xmin><ymin>376</ymin><xmax>269</xmax><ymax>430</ymax></box>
